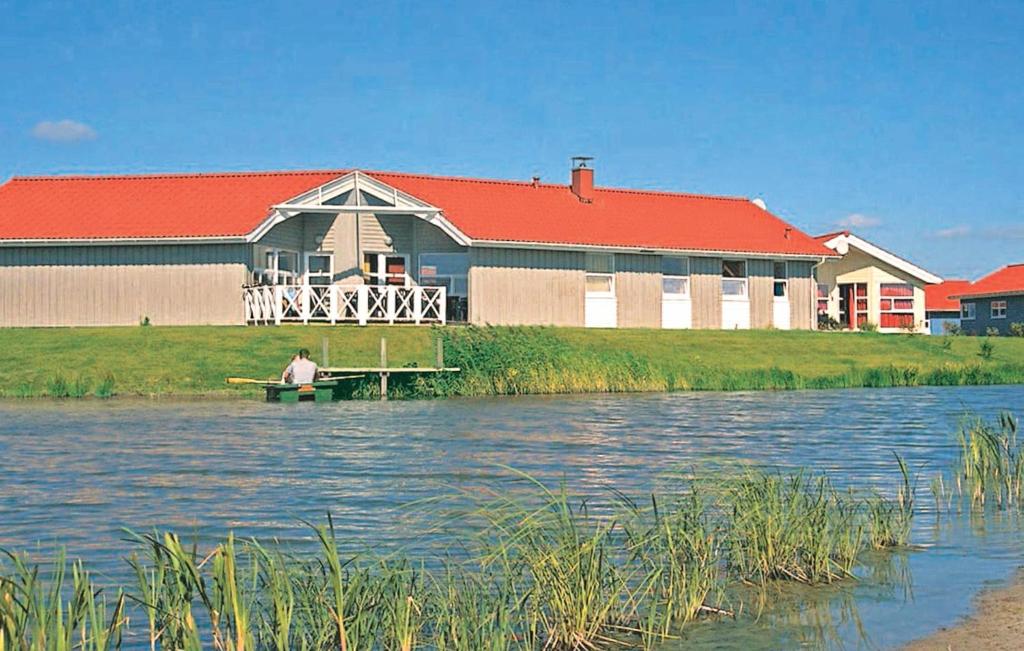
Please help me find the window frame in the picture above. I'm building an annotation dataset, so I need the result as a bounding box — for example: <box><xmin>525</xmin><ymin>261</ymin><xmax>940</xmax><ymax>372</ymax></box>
<box><xmin>418</xmin><ymin>252</ymin><xmax>469</xmax><ymax>297</ymax></box>
<box><xmin>303</xmin><ymin>252</ymin><xmax>334</xmax><ymax>286</ymax></box>
<box><xmin>256</xmin><ymin>248</ymin><xmax>301</xmax><ymax>285</ymax></box>
<box><xmin>773</xmin><ymin>261</ymin><xmax>788</xmax><ymax>299</ymax></box>
<box><xmin>961</xmin><ymin>302</ymin><xmax>976</xmax><ymax>320</ymax></box>
<box><xmin>878</xmin><ymin>283</ymin><xmax>916</xmax><ymax>329</ymax></box>
<box><xmin>721</xmin><ymin>259</ymin><xmax>748</xmax><ymax>298</ymax></box>
<box><xmin>661</xmin><ymin>256</ymin><xmax>690</xmax><ymax>299</ymax></box>
<box><xmin>585</xmin><ymin>253</ymin><xmax>616</xmax><ymax>298</ymax></box>
<box><xmin>363</xmin><ymin>252</ymin><xmax>410</xmax><ymax>287</ymax></box>
<box><xmin>991</xmin><ymin>300</ymin><xmax>1008</xmax><ymax>319</ymax></box>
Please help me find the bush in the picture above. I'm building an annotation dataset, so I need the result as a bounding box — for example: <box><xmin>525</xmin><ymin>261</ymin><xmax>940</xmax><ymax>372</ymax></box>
<box><xmin>979</xmin><ymin>339</ymin><xmax>995</xmax><ymax>360</ymax></box>
<box><xmin>859</xmin><ymin>322</ymin><xmax>878</xmax><ymax>333</ymax></box>
<box><xmin>817</xmin><ymin>314</ymin><xmax>844</xmax><ymax>331</ymax></box>
<box><xmin>986</xmin><ymin>327</ymin><xmax>1001</xmax><ymax>337</ymax></box>
<box><xmin>1009</xmin><ymin>322</ymin><xmax>1024</xmax><ymax>337</ymax></box>
<box><xmin>943</xmin><ymin>322</ymin><xmax>963</xmax><ymax>336</ymax></box>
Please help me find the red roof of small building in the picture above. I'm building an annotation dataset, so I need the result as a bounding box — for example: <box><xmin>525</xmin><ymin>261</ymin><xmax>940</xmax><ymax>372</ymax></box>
<box><xmin>0</xmin><ymin>169</ymin><xmax>834</xmax><ymax>257</ymax></box>
<box><xmin>925</xmin><ymin>279</ymin><xmax>972</xmax><ymax>312</ymax></box>
<box><xmin>953</xmin><ymin>264</ymin><xmax>1024</xmax><ymax>299</ymax></box>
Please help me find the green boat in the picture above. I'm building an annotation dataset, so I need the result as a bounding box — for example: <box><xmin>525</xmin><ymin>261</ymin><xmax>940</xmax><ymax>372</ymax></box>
<box><xmin>264</xmin><ymin>380</ymin><xmax>339</xmax><ymax>403</ymax></box>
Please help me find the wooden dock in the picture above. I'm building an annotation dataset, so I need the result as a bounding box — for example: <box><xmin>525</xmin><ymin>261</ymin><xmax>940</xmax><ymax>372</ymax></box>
<box><xmin>319</xmin><ymin>337</ymin><xmax>459</xmax><ymax>400</ymax></box>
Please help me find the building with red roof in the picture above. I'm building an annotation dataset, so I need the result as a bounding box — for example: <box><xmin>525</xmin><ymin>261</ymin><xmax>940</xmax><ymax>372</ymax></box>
<box><xmin>814</xmin><ymin>231</ymin><xmax>942</xmax><ymax>333</ymax></box>
<box><xmin>925</xmin><ymin>279</ymin><xmax>973</xmax><ymax>334</ymax></box>
<box><xmin>0</xmin><ymin>160</ymin><xmax>837</xmax><ymax>328</ymax></box>
<box><xmin>950</xmin><ymin>264</ymin><xmax>1024</xmax><ymax>335</ymax></box>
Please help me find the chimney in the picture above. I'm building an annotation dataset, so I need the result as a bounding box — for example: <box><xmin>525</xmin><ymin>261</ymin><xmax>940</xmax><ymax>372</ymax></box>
<box><xmin>570</xmin><ymin>156</ymin><xmax>594</xmax><ymax>203</ymax></box>
<box><xmin>531</xmin><ymin>175</ymin><xmax>541</xmax><ymax>187</ymax></box>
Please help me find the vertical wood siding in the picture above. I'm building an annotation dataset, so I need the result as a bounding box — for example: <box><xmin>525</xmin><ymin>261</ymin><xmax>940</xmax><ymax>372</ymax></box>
<box><xmin>0</xmin><ymin>245</ymin><xmax>249</xmax><ymax>327</ymax></box>
<box><xmin>748</xmin><ymin>259</ymin><xmax>774</xmax><ymax>329</ymax></box>
<box><xmin>258</xmin><ymin>218</ymin><xmax>304</xmax><ymax>250</ymax></box>
<box><xmin>788</xmin><ymin>260</ymin><xmax>814</xmax><ymax>330</ymax></box>
<box><xmin>469</xmin><ymin>247</ymin><xmax>584</xmax><ymax>326</ymax></box>
<box><xmin>690</xmin><ymin>256</ymin><xmax>722</xmax><ymax>329</ymax></box>
<box><xmin>615</xmin><ymin>254</ymin><xmax>661</xmax><ymax>328</ymax></box>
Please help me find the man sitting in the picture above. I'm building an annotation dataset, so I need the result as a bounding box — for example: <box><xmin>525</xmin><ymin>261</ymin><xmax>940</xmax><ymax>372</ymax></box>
<box><xmin>282</xmin><ymin>348</ymin><xmax>318</xmax><ymax>384</ymax></box>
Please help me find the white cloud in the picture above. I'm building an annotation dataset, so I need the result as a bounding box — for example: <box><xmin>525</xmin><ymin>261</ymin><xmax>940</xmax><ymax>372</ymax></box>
<box><xmin>934</xmin><ymin>225</ymin><xmax>972</xmax><ymax>239</ymax></box>
<box><xmin>31</xmin><ymin>119</ymin><xmax>97</xmax><ymax>143</ymax></box>
<box><xmin>835</xmin><ymin>213</ymin><xmax>882</xmax><ymax>229</ymax></box>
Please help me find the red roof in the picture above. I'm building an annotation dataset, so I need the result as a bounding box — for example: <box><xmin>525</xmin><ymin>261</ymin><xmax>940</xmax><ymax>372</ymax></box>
<box><xmin>953</xmin><ymin>264</ymin><xmax>1024</xmax><ymax>299</ymax></box>
<box><xmin>0</xmin><ymin>169</ymin><xmax>834</xmax><ymax>257</ymax></box>
<box><xmin>0</xmin><ymin>171</ymin><xmax>344</xmax><ymax>239</ymax></box>
<box><xmin>925</xmin><ymin>279</ymin><xmax>972</xmax><ymax>311</ymax></box>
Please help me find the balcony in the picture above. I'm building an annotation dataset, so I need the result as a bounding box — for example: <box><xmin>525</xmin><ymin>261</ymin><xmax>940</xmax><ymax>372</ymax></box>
<box><xmin>244</xmin><ymin>284</ymin><xmax>446</xmax><ymax>325</ymax></box>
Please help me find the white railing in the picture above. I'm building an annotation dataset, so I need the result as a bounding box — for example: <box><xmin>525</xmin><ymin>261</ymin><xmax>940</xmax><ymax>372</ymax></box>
<box><xmin>243</xmin><ymin>284</ymin><xmax>447</xmax><ymax>326</ymax></box>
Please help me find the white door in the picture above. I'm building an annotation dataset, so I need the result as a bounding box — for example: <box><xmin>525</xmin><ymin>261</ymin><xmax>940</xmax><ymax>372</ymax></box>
<box><xmin>773</xmin><ymin>298</ymin><xmax>791</xmax><ymax>330</ymax></box>
<box><xmin>585</xmin><ymin>272</ymin><xmax>617</xmax><ymax>328</ymax></box>
<box><xmin>722</xmin><ymin>298</ymin><xmax>751</xmax><ymax>329</ymax></box>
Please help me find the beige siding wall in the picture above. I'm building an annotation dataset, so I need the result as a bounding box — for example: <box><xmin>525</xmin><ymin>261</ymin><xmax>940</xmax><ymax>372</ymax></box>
<box><xmin>816</xmin><ymin>248</ymin><xmax>928</xmax><ymax>332</ymax></box>
<box><xmin>468</xmin><ymin>247</ymin><xmax>584</xmax><ymax>326</ymax></box>
<box><xmin>615</xmin><ymin>253</ymin><xmax>661</xmax><ymax>328</ymax></box>
<box><xmin>748</xmin><ymin>259</ymin><xmax>774</xmax><ymax>329</ymax></box>
<box><xmin>357</xmin><ymin>213</ymin><xmax>414</xmax><ymax>254</ymax></box>
<box><xmin>690</xmin><ymin>256</ymin><xmax>722</xmax><ymax>329</ymax></box>
<box><xmin>0</xmin><ymin>245</ymin><xmax>249</xmax><ymax>327</ymax></box>
<box><xmin>788</xmin><ymin>260</ymin><xmax>815</xmax><ymax>330</ymax></box>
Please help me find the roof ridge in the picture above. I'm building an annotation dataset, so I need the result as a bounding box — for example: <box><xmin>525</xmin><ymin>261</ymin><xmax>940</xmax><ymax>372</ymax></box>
<box><xmin>10</xmin><ymin>170</ymin><xmax>346</xmax><ymax>182</ymax></box>
<box><xmin>364</xmin><ymin>169</ymin><xmax>749</xmax><ymax>201</ymax></box>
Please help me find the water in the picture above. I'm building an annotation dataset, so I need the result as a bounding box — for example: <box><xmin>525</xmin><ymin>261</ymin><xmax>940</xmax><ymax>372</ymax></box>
<box><xmin>1</xmin><ymin>385</ymin><xmax>1023</xmax><ymax>649</ymax></box>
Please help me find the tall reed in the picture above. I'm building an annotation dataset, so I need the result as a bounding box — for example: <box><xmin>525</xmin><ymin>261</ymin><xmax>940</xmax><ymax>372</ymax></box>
<box><xmin>956</xmin><ymin>412</ymin><xmax>1023</xmax><ymax>509</ymax></box>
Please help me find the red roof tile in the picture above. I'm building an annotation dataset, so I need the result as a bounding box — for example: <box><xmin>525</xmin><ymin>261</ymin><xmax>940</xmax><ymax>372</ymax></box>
<box><xmin>372</xmin><ymin>172</ymin><xmax>833</xmax><ymax>257</ymax></box>
<box><xmin>954</xmin><ymin>264</ymin><xmax>1024</xmax><ymax>299</ymax></box>
<box><xmin>0</xmin><ymin>169</ymin><xmax>834</xmax><ymax>257</ymax></box>
<box><xmin>925</xmin><ymin>279</ymin><xmax>972</xmax><ymax>311</ymax></box>
<box><xmin>0</xmin><ymin>171</ymin><xmax>345</xmax><ymax>240</ymax></box>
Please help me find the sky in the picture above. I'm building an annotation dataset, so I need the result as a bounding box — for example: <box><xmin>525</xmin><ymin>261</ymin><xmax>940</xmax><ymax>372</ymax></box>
<box><xmin>1</xmin><ymin>1</ymin><xmax>1022</xmax><ymax>279</ymax></box>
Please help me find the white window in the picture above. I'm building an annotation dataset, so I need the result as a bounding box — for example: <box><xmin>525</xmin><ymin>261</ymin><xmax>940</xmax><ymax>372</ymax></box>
<box><xmin>304</xmin><ymin>253</ymin><xmax>333</xmax><ymax>286</ymax></box>
<box><xmin>722</xmin><ymin>260</ymin><xmax>747</xmax><ymax>297</ymax></box>
<box><xmin>257</xmin><ymin>249</ymin><xmax>299</xmax><ymax>285</ymax></box>
<box><xmin>992</xmin><ymin>300</ymin><xmax>1008</xmax><ymax>319</ymax></box>
<box><xmin>773</xmin><ymin>261</ymin><xmax>788</xmax><ymax>298</ymax></box>
<box><xmin>585</xmin><ymin>253</ymin><xmax>615</xmax><ymax>297</ymax></box>
<box><xmin>363</xmin><ymin>253</ymin><xmax>409</xmax><ymax>286</ymax></box>
<box><xmin>817</xmin><ymin>283</ymin><xmax>830</xmax><ymax>315</ymax></box>
<box><xmin>879</xmin><ymin>283</ymin><xmax>916</xmax><ymax>329</ymax></box>
<box><xmin>661</xmin><ymin>256</ymin><xmax>689</xmax><ymax>297</ymax></box>
<box><xmin>961</xmin><ymin>302</ymin><xmax>976</xmax><ymax>320</ymax></box>
<box><xmin>419</xmin><ymin>252</ymin><xmax>469</xmax><ymax>297</ymax></box>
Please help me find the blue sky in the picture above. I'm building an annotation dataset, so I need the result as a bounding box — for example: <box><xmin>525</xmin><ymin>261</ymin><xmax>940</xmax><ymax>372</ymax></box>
<box><xmin>2</xmin><ymin>1</ymin><xmax>1021</xmax><ymax>278</ymax></box>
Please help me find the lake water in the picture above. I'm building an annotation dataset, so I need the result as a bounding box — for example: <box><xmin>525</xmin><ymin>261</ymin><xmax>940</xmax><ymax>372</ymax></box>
<box><xmin>1</xmin><ymin>385</ymin><xmax>1023</xmax><ymax>649</ymax></box>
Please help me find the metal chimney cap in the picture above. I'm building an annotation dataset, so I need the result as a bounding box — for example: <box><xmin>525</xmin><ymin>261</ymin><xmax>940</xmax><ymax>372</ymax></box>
<box><xmin>571</xmin><ymin>156</ymin><xmax>594</xmax><ymax>169</ymax></box>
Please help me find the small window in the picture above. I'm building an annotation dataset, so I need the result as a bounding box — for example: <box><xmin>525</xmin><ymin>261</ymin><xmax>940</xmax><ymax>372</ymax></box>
<box><xmin>585</xmin><ymin>253</ymin><xmax>615</xmax><ymax>296</ymax></box>
<box><xmin>722</xmin><ymin>260</ymin><xmax>747</xmax><ymax>297</ymax></box>
<box><xmin>773</xmin><ymin>261</ymin><xmax>788</xmax><ymax>298</ymax></box>
<box><xmin>419</xmin><ymin>252</ymin><xmax>469</xmax><ymax>297</ymax></box>
<box><xmin>661</xmin><ymin>256</ymin><xmax>689</xmax><ymax>297</ymax></box>
<box><xmin>992</xmin><ymin>300</ymin><xmax>1008</xmax><ymax>319</ymax></box>
<box><xmin>961</xmin><ymin>303</ymin><xmax>976</xmax><ymax>320</ymax></box>
<box><xmin>586</xmin><ymin>274</ymin><xmax>614</xmax><ymax>294</ymax></box>
<box><xmin>817</xmin><ymin>284</ymin><xmax>829</xmax><ymax>315</ymax></box>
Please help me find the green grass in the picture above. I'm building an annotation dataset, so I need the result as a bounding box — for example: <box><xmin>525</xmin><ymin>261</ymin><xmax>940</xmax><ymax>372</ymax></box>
<box><xmin>1</xmin><ymin>325</ymin><xmax>1023</xmax><ymax>398</ymax></box>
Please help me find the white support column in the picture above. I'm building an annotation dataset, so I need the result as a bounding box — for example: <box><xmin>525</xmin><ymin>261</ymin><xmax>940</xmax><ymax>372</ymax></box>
<box><xmin>439</xmin><ymin>287</ymin><xmax>447</xmax><ymax>325</ymax></box>
<box><xmin>386</xmin><ymin>286</ymin><xmax>397</xmax><ymax>324</ymax></box>
<box><xmin>413</xmin><ymin>287</ymin><xmax>423</xmax><ymax>325</ymax></box>
<box><xmin>273</xmin><ymin>286</ymin><xmax>283</xmax><ymax>325</ymax></box>
<box><xmin>357</xmin><ymin>285</ymin><xmax>368</xmax><ymax>326</ymax></box>
<box><xmin>329</xmin><ymin>285</ymin><xmax>339</xmax><ymax>325</ymax></box>
<box><xmin>301</xmin><ymin>286</ymin><xmax>310</xmax><ymax>324</ymax></box>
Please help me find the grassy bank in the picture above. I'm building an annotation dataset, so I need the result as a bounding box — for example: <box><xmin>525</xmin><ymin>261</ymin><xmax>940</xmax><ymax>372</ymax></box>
<box><xmin>1</xmin><ymin>325</ymin><xmax>1023</xmax><ymax>398</ymax></box>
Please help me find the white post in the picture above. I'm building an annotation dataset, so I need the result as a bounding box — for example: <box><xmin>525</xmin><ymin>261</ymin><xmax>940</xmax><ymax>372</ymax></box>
<box><xmin>301</xmin><ymin>285</ymin><xmax>310</xmax><ymax>324</ymax></box>
<box><xmin>386</xmin><ymin>286</ymin><xmax>396</xmax><ymax>325</ymax></box>
<box><xmin>273</xmin><ymin>286</ymin><xmax>283</xmax><ymax>325</ymax></box>
<box><xmin>357</xmin><ymin>285</ymin><xmax>368</xmax><ymax>326</ymax></box>
<box><xmin>329</xmin><ymin>285</ymin><xmax>339</xmax><ymax>325</ymax></box>
<box><xmin>413</xmin><ymin>287</ymin><xmax>423</xmax><ymax>325</ymax></box>
<box><xmin>439</xmin><ymin>287</ymin><xmax>447</xmax><ymax>325</ymax></box>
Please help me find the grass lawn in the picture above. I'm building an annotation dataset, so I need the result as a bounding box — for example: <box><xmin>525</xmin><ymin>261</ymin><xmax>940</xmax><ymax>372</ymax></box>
<box><xmin>1</xmin><ymin>325</ymin><xmax>1022</xmax><ymax>398</ymax></box>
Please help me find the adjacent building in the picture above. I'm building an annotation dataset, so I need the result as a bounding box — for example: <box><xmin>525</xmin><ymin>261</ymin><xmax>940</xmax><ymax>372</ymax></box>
<box><xmin>814</xmin><ymin>231</ymin><xmax>942</xmax><ymax>333</ymax></box>
<box><xmin>0</xmin><ymin>161</ymin><xmax>836</xmax><ymax>329</ymax></box>
<box><xmin>951</xmin><ymin>264</ymin><xmax>1024</xmax><ymax>335</ymax></box>
<box><xmin>925</xmin><ymin>279</ymin><xmax>972</xmax><ymax>335</ymax></box>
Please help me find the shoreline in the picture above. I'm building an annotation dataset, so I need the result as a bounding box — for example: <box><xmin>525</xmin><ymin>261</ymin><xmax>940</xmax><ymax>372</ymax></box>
<box><xmin>903</xmin><ymin>568</ymin><xmax>1024</xmax><ymax>650</ymax></box>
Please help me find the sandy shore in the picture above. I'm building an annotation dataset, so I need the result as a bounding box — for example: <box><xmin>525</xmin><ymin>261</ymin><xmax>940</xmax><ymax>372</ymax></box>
<box><xmin>903</xmin><ymin>569</ymin><xmax>1024</xmax><ymax>650</ymax></box>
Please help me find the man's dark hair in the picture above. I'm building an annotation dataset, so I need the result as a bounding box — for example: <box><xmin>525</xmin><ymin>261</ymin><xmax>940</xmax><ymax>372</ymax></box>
<box><xmin>298</xmin><ymin>348</ymin><xmax>310</xmax><ymax>359</ymax></box>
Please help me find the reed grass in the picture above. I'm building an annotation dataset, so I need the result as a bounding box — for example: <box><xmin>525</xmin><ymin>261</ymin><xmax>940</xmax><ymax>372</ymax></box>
<box><xmin>956</xmin><ymin>412</ymin><xmax>1023</xmax><ymax>509</ymax></box>
<box><xmin>0</xmin><ymin>459</ymin><xmax>922</xmax><ymax>650</ymax></box>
